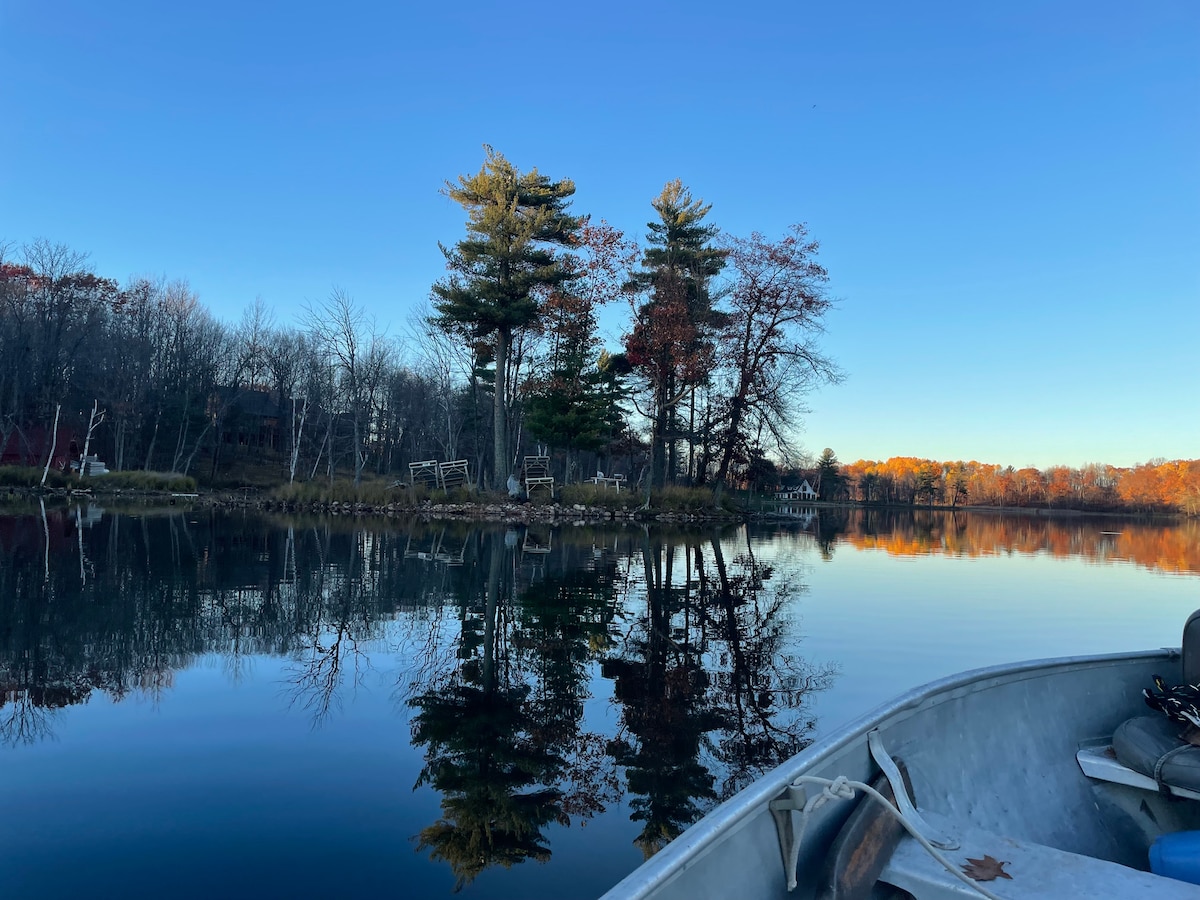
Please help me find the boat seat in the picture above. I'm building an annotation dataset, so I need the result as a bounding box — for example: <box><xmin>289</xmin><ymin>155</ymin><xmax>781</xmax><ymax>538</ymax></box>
<box><xmin>1077</xmin><ymin>741</ymin><xmax>1200</xmax><ymax>801</ymax></box>
<box><xmin>879</xmin><ymin>816</ymin><xmax>1200</xmax><ymax>898</ymax></box>
<box><xmin>1082</xmin><ymin>610</ymin><xmax>1200</xmax><ymax>800</ymax></box>
<box><xmin>1185</xmin><ymin>610</ymin><xmax>1200</xmax><ymax>685</ymax></box>
<box><xmin>1111</xmin><ymin>716</ymin><xmax>1200</xmax><ymax>795</ymax></box>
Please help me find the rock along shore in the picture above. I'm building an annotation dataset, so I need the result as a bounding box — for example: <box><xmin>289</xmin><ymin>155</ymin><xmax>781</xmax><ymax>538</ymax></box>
<box><xmin>8</xmin><ymin>486</ymin><xmax>745</xmax><ymax>524</ymax></box>
<box><xmin>253</xmin><ymin>496</ymin><xmax>738</xmax><ymax>525</ymax></box>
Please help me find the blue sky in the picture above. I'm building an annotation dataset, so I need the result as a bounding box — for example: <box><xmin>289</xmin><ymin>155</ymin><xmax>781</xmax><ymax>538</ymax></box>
<box><xmin>2</xmin><ymin>1</ymin><xmax>1196</xmax><ymax>469</ymax></box>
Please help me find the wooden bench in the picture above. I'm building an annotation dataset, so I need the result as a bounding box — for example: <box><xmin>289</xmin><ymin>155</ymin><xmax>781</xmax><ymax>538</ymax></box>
<box><xmin>438</xmin><ymin>459</ymin><xmax>469</xmax><ymax>490</ymax></box>
<box><xmin>523</xmin><ymin>455</ymin><xmax>551</xmax><ymax>479</ymax></box>
<box><xmin>587</xmin><ymin>471</ymin><xmax>625</xmax><ymax>491</ymax></box>
<box><xmin>410</xmin><ymin>459</ymin><xmax>440</xmax><ymax>489</ymax></box>
<box><xmin>526</xmin><ymin>476</ymin><xmax>555</xmax><ymax>499</ymax></box>
<box><xmin>523</xmin><ymin>455</ymin><xmax>553</xmax><ymax>498</ymax></box>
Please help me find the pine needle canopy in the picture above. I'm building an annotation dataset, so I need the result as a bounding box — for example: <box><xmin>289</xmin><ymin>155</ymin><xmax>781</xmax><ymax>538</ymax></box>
<box><xmin>433</xmin><ymin>146</ymin><xmax>582</xmax><ymax>338</ymax></box>
<box><xmin>639</xmin><ymin>179</ymin><xmax>727</xmax><ymax>286</ymax></box>
<box><xmin>626</xmin><ymin>179</ymin><xmax>729</xmax><ymax>340</ymax></box>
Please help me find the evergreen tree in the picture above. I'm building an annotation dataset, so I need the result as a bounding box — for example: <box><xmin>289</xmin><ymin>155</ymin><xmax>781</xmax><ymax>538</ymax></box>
<box><xmin>524</xmin><ymin>352</ymin><xmax>624</xmax><ymax>470</ymax></box>
<box><xmin>432</xmin><ymin>147</ymin><xmax>581</xmax><ymax>489</ymax></box>
<box><xmin>624</xmin><ymin>181</ymin><xmax>727</xmax><ymax>488</ymax></box>
<box><xmin>815</xmin><ymin>447</ymin><xmax>841</xmax><ymax>499</ymax></box>
<box><xmin>523</xmin><ymin>222</ymin><xmax>635</xmax><ymax>476</ymax></box>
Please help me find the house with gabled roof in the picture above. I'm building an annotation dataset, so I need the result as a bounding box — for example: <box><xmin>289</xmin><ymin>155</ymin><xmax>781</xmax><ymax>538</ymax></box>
<box><xmin>774</xmin><ymin>479</ymin><xmax>818</xmax><ymax>501</ymax></box>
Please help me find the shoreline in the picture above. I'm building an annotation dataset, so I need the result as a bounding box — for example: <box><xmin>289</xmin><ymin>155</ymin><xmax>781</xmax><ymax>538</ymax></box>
<box><xmin>2</xmin><ymin>487</ymin><xmax>1183</xmax><ymax>524</ymax></box>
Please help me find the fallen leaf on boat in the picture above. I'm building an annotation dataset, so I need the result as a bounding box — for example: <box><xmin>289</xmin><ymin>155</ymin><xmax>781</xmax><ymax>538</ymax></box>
<box><xmin>962</xmin><ymin>854</ymin><xmax>1013</xmax><ymax>881</ymax></box>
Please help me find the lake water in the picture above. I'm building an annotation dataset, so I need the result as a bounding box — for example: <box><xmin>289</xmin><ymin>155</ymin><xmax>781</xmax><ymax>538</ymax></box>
<box><xmin>1</xmin><ymin>506</ymin><xmax>1196</xmax><ymax>898</ymax></box>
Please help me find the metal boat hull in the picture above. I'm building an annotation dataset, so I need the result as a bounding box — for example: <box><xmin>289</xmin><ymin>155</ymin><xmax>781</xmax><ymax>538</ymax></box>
<box><xmin>601</xmin><ymin>649</ymin><xmax>1200</xmax><ymax>899</ymax></box>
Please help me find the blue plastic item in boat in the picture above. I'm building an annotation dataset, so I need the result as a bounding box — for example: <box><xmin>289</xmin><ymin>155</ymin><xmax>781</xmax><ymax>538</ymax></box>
<box><xmin>1151</xmin><ymin>832</ymin><xmax>1200</xmax><ymax>885</ymax></box>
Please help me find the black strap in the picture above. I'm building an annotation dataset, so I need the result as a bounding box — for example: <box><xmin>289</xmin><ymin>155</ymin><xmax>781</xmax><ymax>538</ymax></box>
<box><xmin>1154</xmin><ymin>743</ymin><xmax>1195</xmax><ymax>798</ymax></box>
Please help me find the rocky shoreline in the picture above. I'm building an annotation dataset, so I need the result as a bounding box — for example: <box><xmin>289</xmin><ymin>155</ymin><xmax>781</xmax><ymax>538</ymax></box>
<box><xmin>256</xmin><ymin>497</ymin><xmax>739</xmax><ymax>525</ymax></box>
<box><xmin>7</xmin><ymin>486</ymin><xmax>742</xmax><ymax>524</ymax></box>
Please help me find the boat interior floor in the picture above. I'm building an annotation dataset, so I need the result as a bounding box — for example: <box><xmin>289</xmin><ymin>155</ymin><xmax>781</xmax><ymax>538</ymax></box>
<box><xmin>878</xmin><ymin>810</ymin><xmax>1200</xmax><ymax>899</ymax></box>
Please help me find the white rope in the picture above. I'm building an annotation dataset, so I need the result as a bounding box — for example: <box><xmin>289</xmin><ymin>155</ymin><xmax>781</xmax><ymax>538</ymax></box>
<box><xmin>782</xmin><ymin>774</ymin><xmax>1007</xmax><ymax>900</ymax></box>
<box><xmin>780</xmin><ymin>776</ymin><xmax>857</xmax><ymax>888</ymax></box>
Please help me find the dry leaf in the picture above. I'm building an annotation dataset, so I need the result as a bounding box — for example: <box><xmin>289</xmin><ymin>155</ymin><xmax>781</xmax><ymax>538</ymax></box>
<box><xmin>962</xmin><ymin>854</ymin><xmax>1013</xmax><ymax>882</ymax></box>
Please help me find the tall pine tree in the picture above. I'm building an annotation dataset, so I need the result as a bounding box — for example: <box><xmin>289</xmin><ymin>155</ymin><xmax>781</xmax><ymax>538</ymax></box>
<box><xmin>433</xmin><ymin>147</ymin><xmax>581</xmax><ymax>489</ymax></box>
<box><xmin>624</xmin><ymin>181</ymin><xmax>727</xmax><ymax>488</ymax></box>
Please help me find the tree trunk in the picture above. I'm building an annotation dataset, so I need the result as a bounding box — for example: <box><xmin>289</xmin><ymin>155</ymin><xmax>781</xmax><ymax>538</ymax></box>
<box><xmin>171</xmin><ymin>408</ymin><xmax>189</xmax><ymax>474</ymax></box>
<box><xmin>651</xmin><ymin>378</ymin><xmax>668</xmax><ymax>489</ymax></box>
<box><xmin>493</xmin><ymin>327</ymin><xmax>510</xmax><ymax>490</ymax></box>
<box><xmin>181</xmin><ymin>423</ymin><xmax>211</xmax><ymax>476</ymax></box>
<box><xmin>209</xmin><ymin>420</ymin><xmax>224</xmax><ymax>480</ymax></box>
<box><xmin>352</xmin><ymin>414</ymin><xmax>364</xmax><ymax>487</ymax></box>
<box><xmin>714</xmin><ymin>392</ymin><xmax>748</xmax><ymax>489</ymax></box>
<box><xmin>144</xmin><ymin>409</ymin><xmax>161</xmax><ymax>471</ymax></box>
<box><xmin>289</xmin><ymin>396</ymin><xmax>308</xmax><ymax>484</ymax></box>
<box><xmin>40</xmin><ymin>404</ymin><xmax>61</xmax><ymax>486</ymax></box>
<box><xmin>687</xmin><ymin>387</ymin><xmax>696</xmax><ymax>484</ymax></box>
<box><xmin>113</xmin><ymin>417</ymin><xmax>125</xmax><ymax>471</ymax></box>
<box><xmin>665</xmin><ymin>372</ymin><xmax>678</xmax><ymax>486</ymax></box>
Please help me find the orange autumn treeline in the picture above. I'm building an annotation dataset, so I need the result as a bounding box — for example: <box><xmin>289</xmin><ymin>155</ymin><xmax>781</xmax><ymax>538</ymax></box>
<box><xmin>830</xmin><ymin>457</ymin><xmax>1200</xmax><ymax>516</ymax></box>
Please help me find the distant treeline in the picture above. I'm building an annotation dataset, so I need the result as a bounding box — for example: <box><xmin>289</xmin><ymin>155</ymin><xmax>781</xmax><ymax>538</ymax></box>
<box><xmin>1</xmin><ymin>152</ymin><xmax>840</xmax><ymax>491</ymax></box>
<box><xmin>813</xmin><ymin>454</ymin><xmax>1200</xmax><ymax>516</ymax></box>
<box><xmin>829</xmin><ymin>507</ymin><xmax>1200</xmax><ymax>574</ymax></box>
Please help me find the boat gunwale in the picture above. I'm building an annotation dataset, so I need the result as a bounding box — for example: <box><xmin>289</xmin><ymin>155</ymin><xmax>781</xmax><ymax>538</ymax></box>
<box><xmin>600</xmin><ymin>646</ymin><xmax>1180</xmax><ymax>899</ymax></box>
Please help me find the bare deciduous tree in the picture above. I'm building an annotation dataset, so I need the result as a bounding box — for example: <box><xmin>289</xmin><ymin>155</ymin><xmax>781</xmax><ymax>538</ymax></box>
<box><xmin>305</xmin><ymin>289</ymin><xmax>394</xmax><ymax>486</ymax></box>
<box><xmin>711</xmin><ymin>226</ymin><xmax>842</xmax><ymax>492</ymax></box>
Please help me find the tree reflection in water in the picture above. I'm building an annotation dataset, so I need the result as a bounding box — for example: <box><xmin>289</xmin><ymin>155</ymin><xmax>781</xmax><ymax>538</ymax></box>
<box><xmin>0</xmin><ymin>508</ymin><xmax>837</xmax><ymax>888</ymax></box>
<box><xmin>605</xmin><ymin>529</ymin><xmax>835</xmax><ymax>858</ymax></box>
<box><xmin>405</xmin><ymin>525</ymin><xmax>834</xmax><ymax>880</ymax></box>
<box><xmin>280</xmin><ymin>525</ymin><xmax>378</xmax><ymax>726</ymax></box>
<box><xmin>408</xmin><ymin>530</ymin><xmax>622</xmax><ymax>890</ymax></box>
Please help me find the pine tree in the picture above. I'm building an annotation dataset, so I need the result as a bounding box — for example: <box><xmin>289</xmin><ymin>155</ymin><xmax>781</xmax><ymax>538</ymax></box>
<box><xmin>523</xmin><ymin>222</ymin><xmax>634</xmax><ymax>477</ymax></box>
<box><xmin>815</xmin><ymin>447</ymin><xmax>841</xmax><ymax>499</ymax></box>
<box><xmin>432</xmin><ymin>147</ymin><xmax>581</xmax><ymax>489</ymax></box>
<box><xmin>624</xmin><ymin>181</ymin><xmax>727</xmax><ymax>488</ymax></box>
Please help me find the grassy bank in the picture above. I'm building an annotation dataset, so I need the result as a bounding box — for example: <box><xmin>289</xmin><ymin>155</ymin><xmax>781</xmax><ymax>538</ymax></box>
<box><xmin>0</xmin><ymin>466</ymin><xmax>197</xmax><ymax>492</ymax></box>
<box><xmin>0</xmin><ymin>464</ymin><xmax>741</xmax><ymax>519</ymax></box>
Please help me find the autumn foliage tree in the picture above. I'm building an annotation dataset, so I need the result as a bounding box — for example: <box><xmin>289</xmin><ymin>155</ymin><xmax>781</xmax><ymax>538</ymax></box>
<box><xmin>838</xmin><ymin>456</ymin><xmax>1200</xmax><ymax>516</ymax></box>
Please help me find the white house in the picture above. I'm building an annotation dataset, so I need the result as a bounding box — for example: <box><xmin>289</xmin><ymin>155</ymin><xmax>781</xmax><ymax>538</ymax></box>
<box><xmin>774</xmin><ymin>479</ymin><xmax>818</xmax><ymax>501</ymax></box>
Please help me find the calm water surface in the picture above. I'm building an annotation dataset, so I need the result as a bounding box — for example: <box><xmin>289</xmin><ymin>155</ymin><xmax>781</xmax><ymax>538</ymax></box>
<box><xmin>1</xmin><ymin>507</ymin><xmax>1196</xmax><ymax>898</ymax></box>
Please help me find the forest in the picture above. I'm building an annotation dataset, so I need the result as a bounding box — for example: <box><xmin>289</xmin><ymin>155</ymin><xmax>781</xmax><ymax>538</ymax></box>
<box><xmin>0</xmin><ymin>149</ymin><xmax>837</xmax><ymax>496</ymax></box>
<box><xmin>1</xmin><ymin>147</ymin><xmax>1194</xmax><ymax>516</ymax></box>
<box><xmin>810</xmin><ymin>452</ymin><xmax>1200</xmax><ymax>517</ymax></box>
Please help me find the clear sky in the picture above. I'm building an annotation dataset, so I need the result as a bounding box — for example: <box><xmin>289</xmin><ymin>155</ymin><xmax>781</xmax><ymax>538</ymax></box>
<box><xmin>2</xmin><ymin>1</ymin><xmax>1196</xmax><ymax>470</ymax></box>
